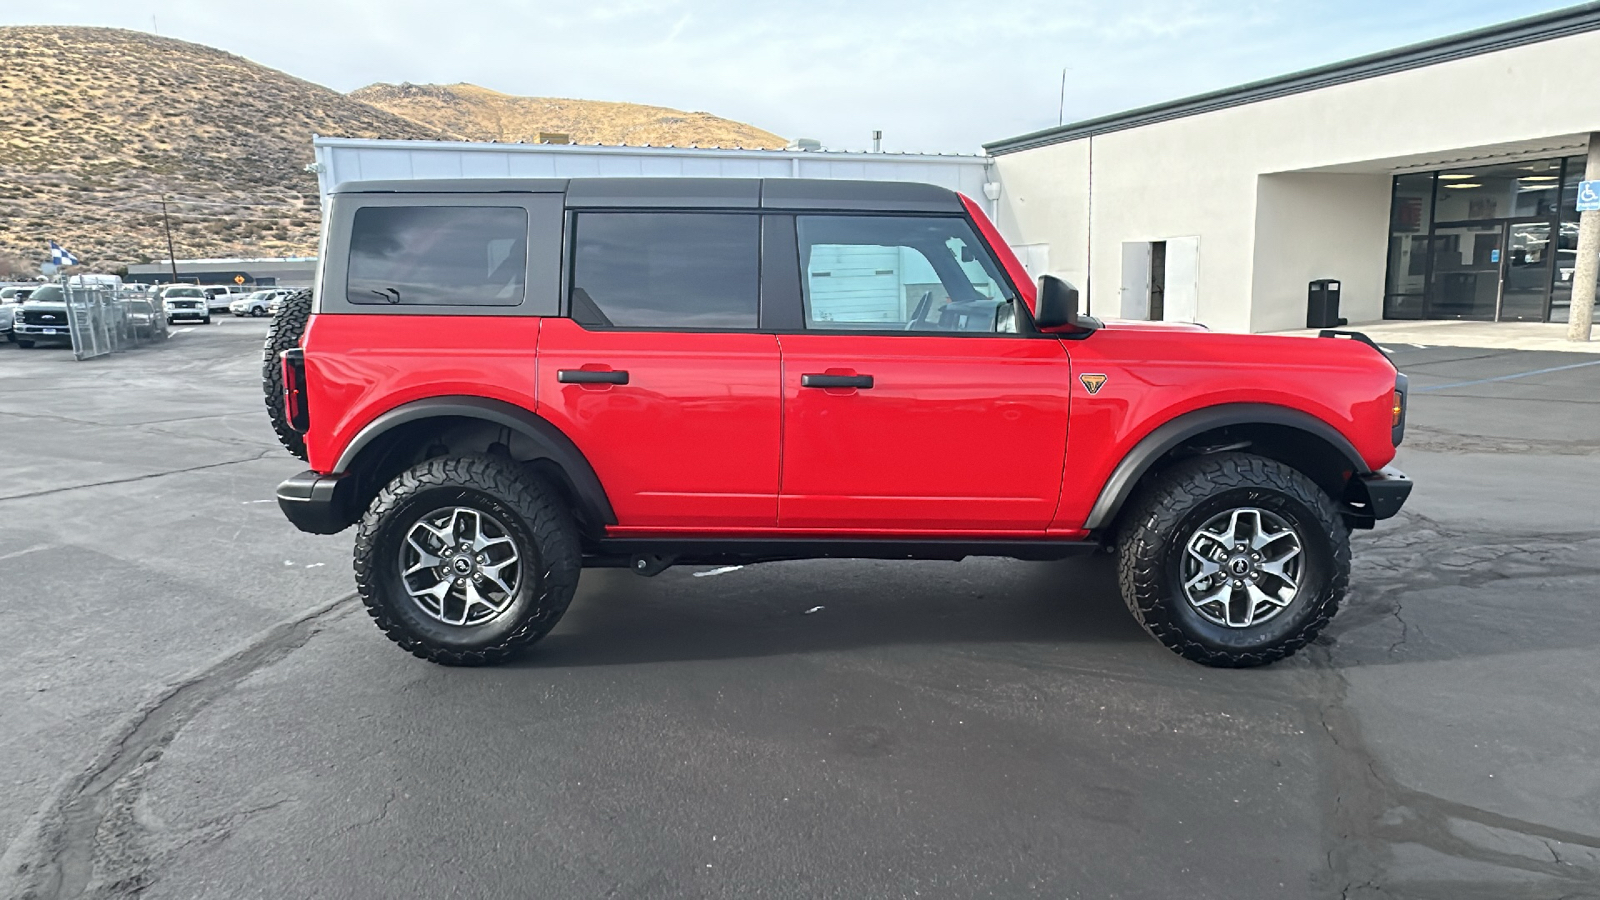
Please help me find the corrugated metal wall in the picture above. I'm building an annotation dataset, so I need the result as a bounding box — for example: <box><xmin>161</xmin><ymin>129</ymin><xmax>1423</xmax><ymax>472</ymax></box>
<box><xmin>311</xmin><ymin>137</ymin><xmax>997</xmax><ymax>217</ymax></box>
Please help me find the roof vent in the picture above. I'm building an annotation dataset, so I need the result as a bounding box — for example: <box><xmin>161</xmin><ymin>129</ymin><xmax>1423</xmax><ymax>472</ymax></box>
<box><xmin>787</xmin><ymin>138</ymin><xmax>822</xmax><ymax>152</ymax></box>
<box><xmin>537</xmin><ymin>132</ymin><xmax>570</xmax><ymax>145</ymax></box>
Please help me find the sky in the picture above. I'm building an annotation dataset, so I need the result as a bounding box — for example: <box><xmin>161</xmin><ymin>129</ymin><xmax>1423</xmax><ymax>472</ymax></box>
<box><xmin>4</xmin><ymin>0</ymin><xmax>1580</xmax><ymax>153</ymax></box>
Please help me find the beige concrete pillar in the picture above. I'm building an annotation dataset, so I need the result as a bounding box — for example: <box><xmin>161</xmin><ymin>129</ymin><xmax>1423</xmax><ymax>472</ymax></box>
<box><xmin>1567</xmin><ymin>132</ymin><xmax>1600</xmax><ymax>341</ymax></box>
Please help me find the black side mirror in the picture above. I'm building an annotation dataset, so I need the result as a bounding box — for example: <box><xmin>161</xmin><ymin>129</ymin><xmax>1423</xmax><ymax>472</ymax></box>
<box><xmin>1034</xmin><ymin>275</ymin><xmax>1082</xmax><ymax>331</ymax></box>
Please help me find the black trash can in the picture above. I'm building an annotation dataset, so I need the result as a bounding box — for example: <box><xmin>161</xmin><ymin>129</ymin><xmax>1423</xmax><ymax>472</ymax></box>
<box><xmin>1307</xmin><ymin>279</ymin><xmax>1347</xmax><ymax>329</ymax></box>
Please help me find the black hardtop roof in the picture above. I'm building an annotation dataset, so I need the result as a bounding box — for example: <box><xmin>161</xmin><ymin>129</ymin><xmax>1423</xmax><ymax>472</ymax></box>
<box><xmin>329</xmin><ymin>177</ymin><xmax>965</xmax><ymax>213</ymax></box>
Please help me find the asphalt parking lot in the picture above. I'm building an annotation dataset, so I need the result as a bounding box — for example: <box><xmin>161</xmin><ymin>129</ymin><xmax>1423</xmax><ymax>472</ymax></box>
<box><xmin>1</xmin><ymin>321</ymin><xmax>1597</xmax><ymax>900</ymax></box>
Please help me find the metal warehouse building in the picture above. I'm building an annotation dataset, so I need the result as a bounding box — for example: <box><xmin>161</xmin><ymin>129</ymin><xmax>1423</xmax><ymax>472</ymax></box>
<box><xmin>986</xmin><ymin>3</ymin><xmax>1600</xmax><ymax>332</ymax></box>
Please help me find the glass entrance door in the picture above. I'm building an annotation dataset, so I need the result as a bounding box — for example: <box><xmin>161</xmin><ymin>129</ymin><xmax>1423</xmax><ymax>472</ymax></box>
<box><xmin>1500</xmin><ymin>220</ymin><xmax>1554</xmax><ymax>321</ymax></box>
<box><xmin>1428</xmin><ymin>223</ymin><xmax>1504</xmax><ymax>319</ymax></box>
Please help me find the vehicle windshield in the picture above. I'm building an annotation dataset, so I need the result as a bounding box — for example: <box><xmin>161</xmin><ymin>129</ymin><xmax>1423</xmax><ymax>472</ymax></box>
<box><xmin>246</xmin><ymin>291</ymin><xmax>270</xmax><ymax>300</ymax></box>
<box><xmin>165</xmin><ymin>287</ymin><xmax>203</xmax><ymax>298</ymax></box>
<box><xmin>27</xmin><ymin>285</ymin><xmax>64</xmax><ymax>303</ymax></box>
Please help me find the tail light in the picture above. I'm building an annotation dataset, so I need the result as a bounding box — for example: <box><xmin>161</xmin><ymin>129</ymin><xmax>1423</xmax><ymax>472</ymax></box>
<box><xmin>281</xmin><ymin>347</ymin><xmax>310</xmax><ymax>433</ymax></box>
<box><xmin>1391</xmin><ymin>373</ymin><xmax>1408</xmax><ymax>446</ymax></box>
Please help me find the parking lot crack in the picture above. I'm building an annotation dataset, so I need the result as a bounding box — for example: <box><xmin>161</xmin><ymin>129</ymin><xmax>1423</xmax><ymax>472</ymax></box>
<box><xmin>0</xmin><ymin>452</ymin><xmax>279</xmax><ymax>503</ymax></box>
<box><xmin>0</xmin><ymin>592</ymin><xmax>357</xmax><ymax>900</ymax></box>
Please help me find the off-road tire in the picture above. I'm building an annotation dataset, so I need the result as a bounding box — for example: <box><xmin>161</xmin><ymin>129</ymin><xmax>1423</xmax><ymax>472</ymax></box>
<box><xmin>15</xmin><ymin>340</ymin><xmax>35</xmax><ymax>349</ymax></box>
<box><xmin>261</xmin><ymin>288</ymin><xmax>311</xmax><ymax>460</ymax></box>
<box><xmin>353</xmin><ymin>454</ymin><xmax>582</xmax><ymax>666</ymax></box>
<box><xmin>1116</xmin><ymin>452</ymin><xmax>1349</xmax><ymax>668</ymax></box>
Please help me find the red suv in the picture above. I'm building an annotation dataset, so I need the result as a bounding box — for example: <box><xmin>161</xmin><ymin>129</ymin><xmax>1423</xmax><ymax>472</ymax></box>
<box><xmin>266</xmin><ymin>177</ymin><xmax>1410</xmax><ymax>668</ymax></box>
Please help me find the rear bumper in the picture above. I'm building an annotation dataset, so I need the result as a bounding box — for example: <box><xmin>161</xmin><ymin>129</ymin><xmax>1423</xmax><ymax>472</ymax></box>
<box><xmin>1342</xmin><ymin>465</ymin><xmax>1412</xmax><ymax>529</ymax></box>
<box><xmin>276</xmin><ymin>470</ymin><xmax>358</xmax><ymax>535</ymax></box>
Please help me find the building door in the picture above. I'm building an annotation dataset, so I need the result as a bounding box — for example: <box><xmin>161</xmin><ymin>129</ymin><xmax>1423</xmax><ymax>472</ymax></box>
<box><xmin>1148</xmin><ymin>241</ymin><xmax>1166</xmax><ymax>320</ymax></box>
<box><xmin>1427</xmin><ymin>223</ymin><xmax>1504</xmax><ymax>320</ymax></box>
<box><xmin>1500</xmin><ymin>220</ymin><xmax>1554</xmax><ymax>322</ymax></box>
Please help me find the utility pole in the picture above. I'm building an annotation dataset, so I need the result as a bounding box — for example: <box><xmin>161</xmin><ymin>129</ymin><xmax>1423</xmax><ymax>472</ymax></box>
<box><xmin>1569</xmin><ymin>132</ymin><xmax>1600</xmax><ymax>342</ymax></box>
<box><xmin>160</xmin><ymin>196</ymin><xmax>180</xmax><ymax>284</ymax></box>
<box><xmin>1059</xmin><ymin>68</ymin><xmax>1068</xmax><ymax>126</ymax></box>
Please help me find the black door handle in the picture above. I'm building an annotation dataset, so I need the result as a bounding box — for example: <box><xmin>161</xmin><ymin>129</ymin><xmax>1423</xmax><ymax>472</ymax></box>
<box><xmin>558</xmin><ymin>369</ymin><xmax>629</xmax><ymax>385</ymax></box>
<box><xmin>801</xmin><ymin>373</ymin><xmax>873</xmax><ymax>389</ymax></box>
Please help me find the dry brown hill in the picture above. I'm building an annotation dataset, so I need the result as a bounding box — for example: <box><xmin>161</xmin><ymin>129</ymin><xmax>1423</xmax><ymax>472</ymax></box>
<box><xmin>0</xmin><ymin>26</ymin><xmax>444</xmax><ymax>273</ymax></box>
<box><xmin>351</xmin><ymin>82</ymin><xmax>785</xmax><ymax>150</ymax></box>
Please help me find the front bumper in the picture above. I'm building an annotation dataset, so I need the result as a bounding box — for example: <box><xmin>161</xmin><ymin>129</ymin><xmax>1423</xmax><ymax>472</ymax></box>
<box><xmin>169</xmin><ymin>311</ymin><xmax>207</xmax><ymax>319</ymax></box>
<box><xmin>1341</xmin><ymin>466</ymin><xmax>1412</xmax><ymax>529</ymax></box>
<box><xmin>12</xmin><ymin>323</ymin><xmax>72</xmax><ymax>340</ymax></box>
<box><xmin>276</xmin><ymin>470</ymin><xmax>358</xmax><ymax>535</ymax></box>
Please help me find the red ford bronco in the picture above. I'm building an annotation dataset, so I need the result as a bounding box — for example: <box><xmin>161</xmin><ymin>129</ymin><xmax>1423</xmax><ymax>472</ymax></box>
<box><xmin>266</xmin><ymin>177</ymin><xmax>1410</xmax><ymax>668</ymax></box>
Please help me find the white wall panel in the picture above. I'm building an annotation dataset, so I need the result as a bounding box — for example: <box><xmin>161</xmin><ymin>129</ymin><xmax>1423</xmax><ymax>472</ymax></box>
<box><xmin>314</xmin><ymin>139</ymin><xmax>994</xmax><ymax>217</ymax></box>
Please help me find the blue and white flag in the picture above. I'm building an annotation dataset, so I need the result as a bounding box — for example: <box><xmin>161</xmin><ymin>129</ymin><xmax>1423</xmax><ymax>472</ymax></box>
<box><xmin>48</xmin><ymin>241</ymin><xmax>80</xmax><ymax>266</ymax></box>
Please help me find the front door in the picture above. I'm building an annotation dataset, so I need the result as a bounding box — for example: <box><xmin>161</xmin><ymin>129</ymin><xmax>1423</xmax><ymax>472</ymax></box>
<box><xmin>776</xmin><ymin>213</ymin><xmax>1072</xmax><ymax>532</ymax></box>
<box><xmin>537</xmin><ymin>211</ymin><xmax>781</xmax><ymax>529</ymax></box>
<box><xmin>1500</xmin><ymin>220</ymin><xmax>1554</xmax><ymax>322</ymax></box>
<box><xmin>1427</xmin><ymin>223</ymin><xmax>1504</xmax><ymax>320</ymax></box>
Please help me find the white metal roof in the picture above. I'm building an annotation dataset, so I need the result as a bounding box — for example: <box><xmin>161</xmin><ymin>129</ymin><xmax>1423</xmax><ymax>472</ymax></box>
<box><xmin>310</xmin><ymin>136</ymin><xmax>997</xmax><ymax>216</ymax></box>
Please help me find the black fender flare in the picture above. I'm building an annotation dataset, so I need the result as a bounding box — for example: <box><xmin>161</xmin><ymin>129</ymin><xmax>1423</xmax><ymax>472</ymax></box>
<box><xmin>1082</xmin><ymin>403</ymin><xmax>1367</xmax><ymax>531</ymax></box>
<box><xmin>334</xmin><ymin>396</ymin><xmax>617</xmax><ymax>532</ymax></box>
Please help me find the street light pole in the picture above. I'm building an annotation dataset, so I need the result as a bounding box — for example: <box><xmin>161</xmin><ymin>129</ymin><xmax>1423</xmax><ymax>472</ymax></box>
<box><xmin>160</xmin><ymin>196</ymin><xmax>180</xmax><ymax>285</ymax></box>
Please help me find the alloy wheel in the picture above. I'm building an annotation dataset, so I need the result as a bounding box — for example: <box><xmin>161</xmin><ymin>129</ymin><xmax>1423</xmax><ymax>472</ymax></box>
<box><xmin>398</xmin><ymin>506</ymin><xmax>522</xmax><ymax>626</ymax></box>
<box><xmin>1179</xmin><ymin>507</ymin><xmax>1304</xmax><ymax>628</ymax></box>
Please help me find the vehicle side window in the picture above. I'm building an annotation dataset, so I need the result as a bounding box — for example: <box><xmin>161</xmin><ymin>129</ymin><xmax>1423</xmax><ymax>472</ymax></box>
<box><xmin>796</xmin><ymin>215</ymin><xmax>1020</xmax><ymax>334</ymax></box>
<box><xmin>569</xmin><ymin>212</ymin><xmax>759</xmax><ymax>330</ymax></box>
<box><xmin>347</xmin><ymin>206</ymin><xmax>528</xmax><ymax>306</ymax></box>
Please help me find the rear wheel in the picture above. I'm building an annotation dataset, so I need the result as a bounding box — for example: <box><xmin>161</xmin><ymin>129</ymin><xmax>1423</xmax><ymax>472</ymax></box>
<box><xmin>353</xmin><ymin>454</ymin><xmax>582</xmax><ymax>666</ymax></box>
<box><xmin>1115</xmin><ymin>452</ymin><xmax>1348</xmax><ymax>667</ymax></box>
<box><xmin>261</xmin><ymin>288</ymin><xmax>311</xmax><ymax>460</ymax></box>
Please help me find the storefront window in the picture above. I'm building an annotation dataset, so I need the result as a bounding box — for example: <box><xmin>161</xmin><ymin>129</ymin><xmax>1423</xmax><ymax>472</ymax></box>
<box><xmin>1551</xmin><ymin>155</ymin><xmax>1588</xmax><ymax>323</ymax></box>
<box><xmin>1383</xmin><ymin>173</ymin><xmax>1433</xmax><ymax>319</ymax></box>
<box><xmin>1384</xmin><ymin>155</ymin><xmax>1579</xmax><ymax>323</ymax></box>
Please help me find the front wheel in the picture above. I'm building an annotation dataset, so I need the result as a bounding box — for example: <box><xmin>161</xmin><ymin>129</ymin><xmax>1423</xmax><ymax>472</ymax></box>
<box><xmin>15</xmin><ymin>340</ymin><xmax>35</xmax><ymax>349</ymax></box>
<box><xmin>354</xmin><ymin>455</ymin><xmax>582</xmax><ymax>666</ymax></box>
<box><xmin>1116</xmin><ymin>452</ymin><xmax>1349</xmax><ymax>668</ymax></box>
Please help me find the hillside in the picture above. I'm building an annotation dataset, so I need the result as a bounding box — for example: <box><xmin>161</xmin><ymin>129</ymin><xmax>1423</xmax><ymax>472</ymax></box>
<box><xmin>351</xmin><ymin>82</ymin><xmax>785</xmax><ymax>150</ymax></box>
<box><xmin>0</xmin><ymin>26</ymin><xmax>448</xmax><ymax>273</ymax></box>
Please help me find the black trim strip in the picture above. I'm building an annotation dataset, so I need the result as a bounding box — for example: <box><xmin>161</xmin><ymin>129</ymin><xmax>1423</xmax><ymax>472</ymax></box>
<box><xmin>594</xmin><ymin>536</ymin><xmax>1097</xmax><ymax>564</ymax></box>
<box><xmin>986</xmin><ymin>3</ymin><xmax>1600</xmax><ymax>155</ymax></box>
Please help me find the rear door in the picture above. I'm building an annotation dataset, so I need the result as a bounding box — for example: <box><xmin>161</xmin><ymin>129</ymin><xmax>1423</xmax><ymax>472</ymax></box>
<box><xmin>536</xmin><ymin>210</ymin><xmax>782</xmax><ymax>530</ymax></box>
<box><xmin>775</xmin><ymin>213</ymin><xmax>1073</xmax><ymax>532</ymax></box>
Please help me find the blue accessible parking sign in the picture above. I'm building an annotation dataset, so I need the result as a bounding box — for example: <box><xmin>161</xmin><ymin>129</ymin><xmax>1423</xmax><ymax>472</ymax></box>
<box><xmin>1579</xmin><ymin>180</ymin><xmax>1600</xmax><ymax>212</ymax></box>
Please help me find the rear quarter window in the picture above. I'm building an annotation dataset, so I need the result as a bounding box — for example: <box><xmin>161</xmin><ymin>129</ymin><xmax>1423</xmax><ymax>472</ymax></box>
<box><xmin>347</xmin><ymin>206</ymin><xmax>528</xmax><ymax>307</ymax></box>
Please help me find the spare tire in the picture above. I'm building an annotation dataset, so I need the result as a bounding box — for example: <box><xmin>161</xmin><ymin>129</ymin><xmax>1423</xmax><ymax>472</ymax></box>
<box><xmin>262</xmin><ymin>288</ymin><xmax>312</xmax><ymax>461</ymax></box>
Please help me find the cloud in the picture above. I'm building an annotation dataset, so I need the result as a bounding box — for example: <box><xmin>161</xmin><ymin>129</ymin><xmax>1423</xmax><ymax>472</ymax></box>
<box><xmin>6</xmin><ymin>0</ymin><xmax>1575</xmax><ymax>152</ymax></box>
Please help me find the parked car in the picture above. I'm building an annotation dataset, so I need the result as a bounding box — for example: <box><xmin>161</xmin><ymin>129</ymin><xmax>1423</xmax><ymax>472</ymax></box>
<box><xmin>10</xmin><ymin>284</ymin><xmax>73</xmax><ymax>348</ymax></box>
<box><xmin>231</xmin><ymin>289</ymin><xmax>284</xmax><ymax>317</ymax></box>
<box><xmin>268</xmin><ymin>288</ymin><xmax>305</xmax><ymax>315</ymax></box>
<box><xmin>267</xmin><ymin>176</ymin><xmax>1411</xmax><ymax>669</ymax></box>
<box><xmin>0</xmin><ymin>286</ymin><xmax>35</xmax><ymax>341</ymax></box>
<box><xmin>161</xmin><ymin>285</ymin><xmax>211</xmax><ymax>324</ymax></box>
<box><xmin>200</xmin><ymin>285</ymin><xmax>249</xmax><ymax>313</ymax></box>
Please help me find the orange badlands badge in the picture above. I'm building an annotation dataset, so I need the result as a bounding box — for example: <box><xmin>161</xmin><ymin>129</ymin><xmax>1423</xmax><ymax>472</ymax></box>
<box><xmin>1079</xmin><ymin>373</ymin><xmax>1108</xmax><ymax>395</ymax></box>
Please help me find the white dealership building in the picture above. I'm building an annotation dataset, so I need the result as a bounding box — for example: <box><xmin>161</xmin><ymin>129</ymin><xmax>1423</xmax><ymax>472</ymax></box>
<box><xmin>313</xmin><ymin>4</ymin><xmax>1600</xmax><ymax>333</ymax></box>
<box><xmin>986</xmin><ymin>3</ymin><xmax>1600</xmax><ymax>332</ymax></box>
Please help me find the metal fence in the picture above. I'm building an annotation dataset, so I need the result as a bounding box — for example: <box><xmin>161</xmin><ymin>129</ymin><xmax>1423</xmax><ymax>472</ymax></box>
<box><xmin>64</xmin><ymin>284</ymin><xmax>169</xmax><ymax>360</ymax></box>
